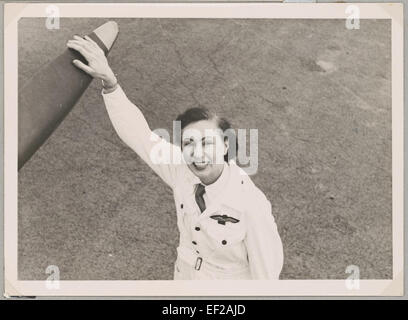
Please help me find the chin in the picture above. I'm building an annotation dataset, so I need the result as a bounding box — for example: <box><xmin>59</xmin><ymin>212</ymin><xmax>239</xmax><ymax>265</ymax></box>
<box><xmin>188</xmin><ymin>164</ymin><xmax>210</xmax><ymax>178</ymax></box>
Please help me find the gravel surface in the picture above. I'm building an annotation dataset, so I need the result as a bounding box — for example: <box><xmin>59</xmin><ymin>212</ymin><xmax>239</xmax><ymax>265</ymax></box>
<box><xmin>18</xmin><ymin>18</ymin><xmax>392</xmax><ymax>280</ymax></box>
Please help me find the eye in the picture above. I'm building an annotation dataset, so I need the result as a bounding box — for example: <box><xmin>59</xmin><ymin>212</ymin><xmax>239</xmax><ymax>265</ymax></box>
<box><xmin>182</xmin><ymin>139</ymin><xmax>193</xmax><ymax>148</ymax></box>
<box><xmin>203</xmin><ymin>137</ymin><xmax>215</xmax><ymax>146</ymax></box>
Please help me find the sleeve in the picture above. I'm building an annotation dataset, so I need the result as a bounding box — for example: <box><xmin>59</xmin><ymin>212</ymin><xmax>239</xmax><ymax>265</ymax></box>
<box><xmin>244</xmin><ymin>196</ymin><xmax>284</xmax><ymax>280</ymax></box>
<box><xmin>102</xmin><ymin>85</ymin><xmax>181</xmax><ymax>189</ymax></box>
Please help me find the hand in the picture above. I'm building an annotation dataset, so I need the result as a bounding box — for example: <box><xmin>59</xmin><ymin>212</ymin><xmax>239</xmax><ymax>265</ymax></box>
<box><xmin>67</xmin><ymin>35</ymin><xmax>117</xmax><ymax>86</ymax></box>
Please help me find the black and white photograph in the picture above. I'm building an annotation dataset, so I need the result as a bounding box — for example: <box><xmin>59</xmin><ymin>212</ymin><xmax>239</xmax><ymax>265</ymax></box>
<box><xmin>3</xmin><ymin>2</ymin><xmax>403</xmax><ymax>296</ymax></box>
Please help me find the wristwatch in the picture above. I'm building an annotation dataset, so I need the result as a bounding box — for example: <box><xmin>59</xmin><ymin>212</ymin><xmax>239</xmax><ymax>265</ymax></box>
<box><xmin>102</xmin><ymin>78</ymin><xmax>118</xmax><ymax>93</ymax></box>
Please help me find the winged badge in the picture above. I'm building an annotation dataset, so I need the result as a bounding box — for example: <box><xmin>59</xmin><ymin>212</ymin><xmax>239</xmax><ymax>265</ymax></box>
<box><xmin>210</xmin><ymin>214</ymin><xmax>240</xmax><ymax>225</ymax></box>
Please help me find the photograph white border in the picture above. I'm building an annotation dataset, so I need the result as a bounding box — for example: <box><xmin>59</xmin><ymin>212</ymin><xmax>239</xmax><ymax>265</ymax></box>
<box><xmin>3</xmin><ymin>2</ymin><xmax>404</xmax><ymax>296</ymax></box>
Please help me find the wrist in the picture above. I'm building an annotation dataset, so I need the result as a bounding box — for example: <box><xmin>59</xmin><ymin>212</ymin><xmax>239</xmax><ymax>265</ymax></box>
<box><xmin>101</xmin><ymin>70</ymin><xmax>117</xmax><ymax>88</ymax></box>
<box><xmin>102</xmin><ymin>78</ymin><xmax>118</xmax><ymax>92</ymax></box>
<box><xmin>102</xmin><ymin>78</ymin><xmax>117</xmax><ymax>89</ymax></box>
<box><xmin>102</xmin><ymin>82</ymin><xmax>118</xmax><ymax>94</ymax></box>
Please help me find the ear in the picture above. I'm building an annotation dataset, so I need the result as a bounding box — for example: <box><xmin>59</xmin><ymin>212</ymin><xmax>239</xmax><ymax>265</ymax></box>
<box><xmin>223</xmin><ymin>136</ymin><xmax>230</xmax><ymax>156</ymax></box>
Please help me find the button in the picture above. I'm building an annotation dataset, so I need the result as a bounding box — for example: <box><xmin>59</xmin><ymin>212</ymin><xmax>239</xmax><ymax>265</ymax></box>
<box><xmin>195</xmin><ymin>227</ymin><xmax>200</xmax><ymax>231</ymax></box>
<box><xmin>180</xmin><ymin>204</ymin><xmax>183</xmax><ymax>209</ymax></box>
<box><xmin>192</xmin><ymin>241</ymin><xmax>197</xmax><ymax>245</ymax></box>
<box><xmin>222</xmin><ymin>240</ymin><xmax>227</xmax><ymax>245</ymax></box>
<box><xmin>196</xmin><ymin>250</ymin><xmax>200</xmax><ymax>254</ymax></box>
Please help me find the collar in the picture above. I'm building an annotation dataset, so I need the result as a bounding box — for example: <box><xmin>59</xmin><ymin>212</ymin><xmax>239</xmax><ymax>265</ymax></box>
<box><xmin>184</xmin><ymin>160</ymin><xmax>249</xmax><ymax>213</ymax></box>
<box><xmin>202</xmin><ymin>162</ymin><xmax>230</xmax><ymax>200</ymax></box>
<box><xmin>217</xmin><ymin>160</ymin><xmax>250</xmax><ymax>212</ymax></box>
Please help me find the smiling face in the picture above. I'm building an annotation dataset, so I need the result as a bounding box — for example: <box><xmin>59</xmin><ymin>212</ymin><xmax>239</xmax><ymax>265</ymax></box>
<box><xmin>181</xmin><ymin>119</ymin><xmax>229</xmax><ymax>185</ymax></box>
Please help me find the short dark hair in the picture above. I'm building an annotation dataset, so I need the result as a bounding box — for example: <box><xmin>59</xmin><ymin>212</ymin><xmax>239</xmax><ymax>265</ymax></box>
<box><xmin>175</xmin><ymin>107</ymin><xmax>238</xmax><ymax>162</ymax></box>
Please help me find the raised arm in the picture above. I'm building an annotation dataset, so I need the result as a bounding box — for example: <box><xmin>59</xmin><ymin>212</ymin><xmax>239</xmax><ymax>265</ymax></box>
<box><xmin>67</xmin><ymin>35</ymin><xmax>180</xmax><ymax>188</ymax></box>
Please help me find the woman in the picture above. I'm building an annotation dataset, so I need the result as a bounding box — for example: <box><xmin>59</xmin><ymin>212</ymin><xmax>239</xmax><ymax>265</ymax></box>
<box><xmin>67</xmin><ymin>35</ymin><xmax>283</xmax><ymax>280</ymax></box>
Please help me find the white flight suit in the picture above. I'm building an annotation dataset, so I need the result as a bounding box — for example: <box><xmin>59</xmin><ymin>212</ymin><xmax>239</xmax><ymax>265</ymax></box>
<box><xmin>102</xmin><ymin>85</ymin><xmax>284</xmax><ymax>280</ymax></box>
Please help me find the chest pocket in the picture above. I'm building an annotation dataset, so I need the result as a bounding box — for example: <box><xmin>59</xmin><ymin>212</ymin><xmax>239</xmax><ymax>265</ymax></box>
<box><xmin>200</xmin><ymin>207</ymin><xmax>246</xmax><ymax>250</ymax></box>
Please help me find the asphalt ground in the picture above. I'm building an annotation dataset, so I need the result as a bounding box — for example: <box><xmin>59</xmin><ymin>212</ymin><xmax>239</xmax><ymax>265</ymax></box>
<box><xmin>18</xmin><ymin>18</ymin><xmax>392</xmax><ymax>280</ymax></box>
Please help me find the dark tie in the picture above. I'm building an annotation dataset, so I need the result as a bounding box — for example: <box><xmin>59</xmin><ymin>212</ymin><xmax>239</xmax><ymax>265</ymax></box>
<box><xmin>195</xmin><ymin>183</ymin><xmax>206</xmax><ymax>213</ymax></box>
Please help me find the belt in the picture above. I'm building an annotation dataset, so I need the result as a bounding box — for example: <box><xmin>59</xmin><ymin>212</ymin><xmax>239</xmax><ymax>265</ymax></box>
<box><xmin>177</xmin><ymin>246</ymin><xmax>204</xmax><ymax>270</ymax></box>
<box><xmin>195</xmin><ymin>257</ymin><xmax>203</xmax><ymax>271</ymax></box>
<box><xmin>176</xmin><ymin>246</ymin><xmax>249</xmax><ymax>275</ymax></box>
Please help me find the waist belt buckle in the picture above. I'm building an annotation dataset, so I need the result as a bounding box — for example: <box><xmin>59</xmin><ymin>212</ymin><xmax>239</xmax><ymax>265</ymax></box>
<box><xmin>195</xmin><ymin>257</ymin><xmax>202</xmax><ymax>271</ymax></box>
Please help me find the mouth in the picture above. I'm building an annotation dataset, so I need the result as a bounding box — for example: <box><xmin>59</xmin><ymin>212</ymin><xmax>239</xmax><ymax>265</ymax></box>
<box><xmin>193</xmin><ymin>161</ymin><xmax>209</xmax><ymax>171</ymax></box>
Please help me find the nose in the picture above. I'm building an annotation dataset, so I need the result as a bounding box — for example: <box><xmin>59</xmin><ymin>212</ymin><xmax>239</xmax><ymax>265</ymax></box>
<box><xmin>193</xmin><ymin>143</ymin><xmax>204</xmax><ymax>160</ymax></box>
